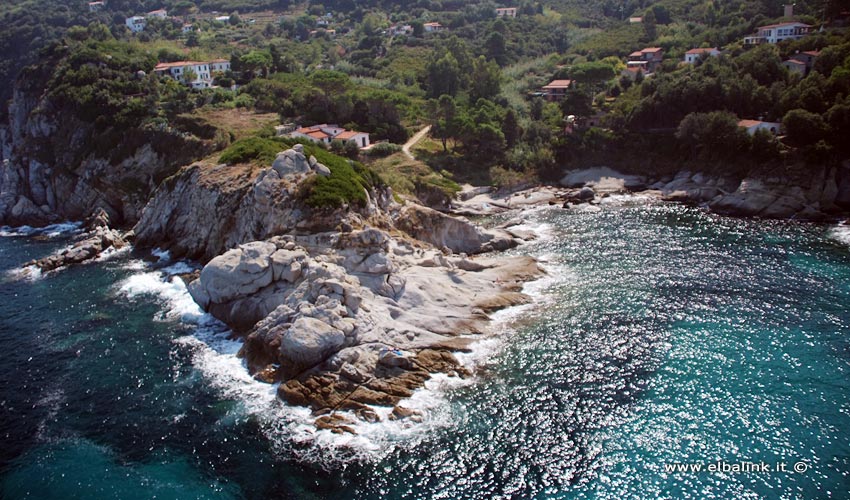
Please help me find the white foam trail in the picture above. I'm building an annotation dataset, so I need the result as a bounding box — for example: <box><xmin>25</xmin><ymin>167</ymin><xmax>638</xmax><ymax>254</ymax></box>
<box><xmin>0</xmin><ymin>221</ymin><xmax>83</xmax><ymax>238</ymax></box>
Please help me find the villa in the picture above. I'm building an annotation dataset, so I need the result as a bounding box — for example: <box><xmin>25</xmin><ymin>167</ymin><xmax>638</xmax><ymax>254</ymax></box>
<box><xmin>153</xmin><ymin>60</ymin><xmax>231</xmax><ymax>89</ymax></box>
<box><xmin>496</xmin><ymin>7</ymin><xmax>518</xmax><ymax>18</ymax></box>
<box><xmin>743</xmin><ymin>21</ymin><xmax>811</xmax><ymax>44</ymax></box>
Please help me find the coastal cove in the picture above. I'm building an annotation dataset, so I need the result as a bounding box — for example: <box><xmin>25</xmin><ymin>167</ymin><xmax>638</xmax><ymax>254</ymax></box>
<box><xmin>2</xmin><ymin>200</ymin><xmax>850</xmax><ymax>499</ymax></box>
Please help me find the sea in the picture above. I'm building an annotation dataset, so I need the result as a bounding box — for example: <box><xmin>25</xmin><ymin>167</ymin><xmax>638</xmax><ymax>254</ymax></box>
<box><xmin>1</xmin><ymin>199</ymin><xmax>849</xmax><ymax>499</ymax></box>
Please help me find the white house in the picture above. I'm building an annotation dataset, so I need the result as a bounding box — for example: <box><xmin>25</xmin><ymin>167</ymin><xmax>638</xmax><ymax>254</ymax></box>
<box><xmin>783</xmin><ymin>58</ymin><xmax>807</xmax><ymax>76</ymax></box>
<box><xmin>496</xmin><ymin>7</ymin><xmax>518</xmax><ymax>18</ymax></box>
<box><xmin>423</xmin><ymin>22</ymin><xmax>446</xmax><ymax>32</ymax></box>
<box><xmin>125</xmin><ymin>16</ymin><xmax>146</xmax><ymax>32</ymax></box>
<box><xmin>743</xmin><ymin>21</ymin><xmax>811</xmax><ymax>44</ymax></box>
<box><xmin>290</xmin><ymin>124</ymin><xmax>371</xmax><ymax>148</ymax></box>
<box><xmin>214</xmin><ymin>15</ymin><xmax>230</xmax><ymax>22</ymax></box>
<box><xmin>684</xmin><ymin>47</ymin><xmax>720</xmax><ymax>64</ymax></box>
<box><xmin>88</xmin><ymin>1</ymin><xmax>105</xmax><ymax>12</ymax></box>
<box><xmin>147</xmin><ymin>9</ymin><xmax>168</xmax><ymax>19</ymax></box>
<box><xmin>738</xmin><ymin>119</ymin><xmax>781</xmax><ymax>135</ymax></box>
<box><xmin>210</xmin><ymin>59</ymin><xmax>231</xmax><ymax>73</ymax></box>
<box><xmin>154</xmin><ymin>61</ymin><xmax>214</xmax><ymax>88</ymax></box>
<box><xmin>388</xmin><ymin>24</ymin><xmax>414</xmax><ymax>36</ymax></box>
<box><xmin>181</xmin><ymin>24</ymin><xmax>195</xmax><ymax>33</ymax></box>
<box><xmin>335</xmin><ymin>130</ymin><xmax>371</xmax><ymax>148</ymax></box>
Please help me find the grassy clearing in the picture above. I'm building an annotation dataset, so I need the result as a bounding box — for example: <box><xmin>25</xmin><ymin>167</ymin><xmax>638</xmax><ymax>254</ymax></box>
<box><xmin>368</xmin><ymin>152</ymin><xmax>460</xmax><ymax>199</ymax></box>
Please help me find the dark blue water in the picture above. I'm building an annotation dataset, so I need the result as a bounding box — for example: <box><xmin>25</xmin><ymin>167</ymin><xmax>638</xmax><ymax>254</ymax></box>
<box><xmin>1</xmin><ymin>203</ymin><xmax>849</xmax><ymax>499</ymax></box>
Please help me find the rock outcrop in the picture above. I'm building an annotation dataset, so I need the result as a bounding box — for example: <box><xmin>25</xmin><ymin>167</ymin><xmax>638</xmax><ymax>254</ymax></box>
<box><xmin>395</xmin><ymin>204</ymin><xmax>519</xmax><ymax>254</ymax></box>
<box><xmin>186</xmin><ymin>229</ymin><xmax>541</xmax><ymax>429</ymax></box>
<box><xmin>133</xmin><ymin>145</ymin><xmax>391</xmax><ymax>261</ymax></box>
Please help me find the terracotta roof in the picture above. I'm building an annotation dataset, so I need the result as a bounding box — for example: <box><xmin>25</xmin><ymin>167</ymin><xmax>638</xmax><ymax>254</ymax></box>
<box><xmin>738</xmin><ymin>119</ymin><xmax>763</xmax><ymax>128</ymax></box>
<box><xmin>629</xmin><ymin>51</ymin><xmax>644</xmax><ymax>58</ymax></box>
<box><xmin>686</xmin><ymin>47</ymin><xmax>717</xmax><ymax>54</ymax></box>
<box><xmin>424</xmin><ymin>22</ymin><xmax>442</xmax><ymax>26</ymax></box>
<box><xmin>758</xmin><ymin>21</ymin><xmax>810</xmax><ymax>29</ymax></box>
<box><xmin>784</xmin><ymin>59</ymin><xmax>806</xmax><ymax>66</ymax></box>
<box><xmin>148</xmin><ymin>9</ymin><xmax>167</xmax><ymax>14</ymax></box>
<box><xmin>802</xmin><ymin>50</ymin><xmax>821</xmax><ymax>56</ymax></box>
<box><xmin>641</xmin><ymin>47</ymin><xmax>663</xmax><ymax>52</ymax></box>
<box><xmin>542</xmin><ymin>79</ymin><xmax>572</xmax><ymax>89</ymax></box>
<box><xmin>306</xmin><ymin>131</ymin><xmax>329</xmax><ymax>139</ymax></box>
<box><xmin>295</xmin><ymin>126</ymin><xmax>320</xmax><ymax>134</ymax></box>
<box><xmin>335</xmin><ymin>131</ymin><xmax>363</xmax><ymax>139</ymax></box>
<box><xmin>154</xmin><ymin>61</ymin><xmax>206</xmax><ymax>70</ymax></box>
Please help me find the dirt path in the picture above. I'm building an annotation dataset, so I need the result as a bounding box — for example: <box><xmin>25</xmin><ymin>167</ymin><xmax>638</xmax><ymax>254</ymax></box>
<box><xmin>402</xmin><ymin>125</ymin><xmax>431</xmax><ymax>159</ymax></box>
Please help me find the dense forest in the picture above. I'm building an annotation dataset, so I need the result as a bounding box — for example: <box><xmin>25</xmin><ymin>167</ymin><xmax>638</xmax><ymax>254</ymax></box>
<box><xmin>2</xmin><ymin>0</ymin><xmax>849</xmax><ymax>196</ymax></box>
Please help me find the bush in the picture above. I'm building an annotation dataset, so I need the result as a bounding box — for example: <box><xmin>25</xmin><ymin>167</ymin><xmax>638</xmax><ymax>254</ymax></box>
<box><xmin>363</xmin><ymin>142</ymin><xmax>402</xmax><ymax>157</ymax></box>
<box><xmin>219</xmin><ymin>137</ymin><xmax>282</xmax><ymax>164</ymax></box>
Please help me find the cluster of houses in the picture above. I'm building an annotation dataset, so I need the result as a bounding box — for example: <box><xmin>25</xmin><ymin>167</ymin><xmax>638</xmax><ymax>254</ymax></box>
<box><xmin>153</xmin><ymin>59</ymin><xmax>231</xmax><ymax>89</ymax></box>
<box><xmin>282</xmin><ymin>124</ymin><xmax>371</xmax><ymax>148</ymax></box>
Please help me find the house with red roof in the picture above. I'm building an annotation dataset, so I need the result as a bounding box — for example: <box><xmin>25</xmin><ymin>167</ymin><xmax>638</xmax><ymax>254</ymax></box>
<box><xmin>738</xmin><ymin>119</ymin><xmax>781</xmax><ymax>136</ymax></box>
<box><xmin>628</xmin><ymin>47</ymin><xmax>664</xmax><ymax>73</ymax></box>
<box><xmin>743</xmin><ymin>21</ymin><xmax>811</xmax><ymax>45</ymax></box>
<box><xmin>290</xmin><ymin>125</ymin><xmax>371</xmax><ymax>148</ymax></box>
<box><xmin>540</xmin><ymin>79</ymin><xmax>573</xmax><ymax>102</ymax></box>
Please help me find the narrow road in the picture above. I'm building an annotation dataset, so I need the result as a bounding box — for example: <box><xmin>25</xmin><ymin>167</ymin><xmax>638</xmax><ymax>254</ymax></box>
<box><xmin>402</xmin><ymin>125</ymin><xmax>431</xmax><ymax>160</ymax></box>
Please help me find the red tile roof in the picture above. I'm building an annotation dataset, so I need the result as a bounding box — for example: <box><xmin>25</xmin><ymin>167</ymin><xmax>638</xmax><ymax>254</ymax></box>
<box><xmin>335</xmin><ymin>131</ymin><xmax>363</xmax><ymax>139</ymax></box>
<box><xmin>686</xmin><ymin>47</ymin><xmax>717</xmax><ymax>55</ymax></box>
<box><xmin>543</xmin><ymin>79</ymin><xmax>572</xmax><ymax>89</ymax></box>
<box><xmin>154</xmin><ymin>61</ymin><xmax>206</xmax><ymax>70</ymax></box>
<box><xmin>306</xmin><ymin>131</ymin><xmax>329</xmax><ymax>139</ymax></box>
<box><xmin>757</xmin><ymin>21</ymin><xmax>810</xmax><ymax>29</ymax></box>
<box><xmin>738</xmin><ymin>119</ymin><xmax>763</xmax><ymax>128</ymax></box>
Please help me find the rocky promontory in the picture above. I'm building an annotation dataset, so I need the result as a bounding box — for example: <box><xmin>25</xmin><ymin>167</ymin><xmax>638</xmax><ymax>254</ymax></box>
<box><xmin>126</xmin><ymin>145</ymin><xmax>539</xmax><ymax>432</ymax></box>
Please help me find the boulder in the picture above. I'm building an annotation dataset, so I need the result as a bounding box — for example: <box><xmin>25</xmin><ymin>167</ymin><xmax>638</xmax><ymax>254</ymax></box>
<box><xmin>194</xmin><ymin>241</ymin><xmax>276</xmax><ymax>305</ymax></box>
<box><xmin>279</xmin><ymin>317</ymin><xmax>347</xmax><ymax>374</ymax></box>
<box><xmin>272</xmin><ymin>149</ymin><xmax>311</xmax><ymax>177</ymax></box>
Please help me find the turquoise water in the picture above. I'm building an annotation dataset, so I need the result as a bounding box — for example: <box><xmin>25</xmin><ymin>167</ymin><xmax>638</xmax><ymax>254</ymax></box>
<box><xmin>1</xmin><ymin>202</ymin><xmax>849</xmax><ymax>499</ymax></box>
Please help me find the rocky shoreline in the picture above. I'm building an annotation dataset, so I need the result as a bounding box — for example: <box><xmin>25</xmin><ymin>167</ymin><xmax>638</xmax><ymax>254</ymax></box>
<box><xmin>452</xmin><ymin>165</ymin><xmax>850</xmax><ymax>221</ymax></box>
<box><xmin>11</xmin><ymin>146</ymin><xmax>850</xmax><ymax>433</ymax></box>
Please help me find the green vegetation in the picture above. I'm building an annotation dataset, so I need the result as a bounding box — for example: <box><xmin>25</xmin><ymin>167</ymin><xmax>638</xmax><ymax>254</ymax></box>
<box><xmin>3</xmin><ymin>0</ymin><xmax>850</xmax><ymax>204</ymax></box>
<box><xmin>218</xmin><ymin>136</ymin><xmax>383</xmax><ymax>209</ymax></box>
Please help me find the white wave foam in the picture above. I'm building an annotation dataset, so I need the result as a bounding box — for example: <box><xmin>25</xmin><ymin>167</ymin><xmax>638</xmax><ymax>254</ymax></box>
<box><xmin>829</xmin><ymin>224</ymin><xmax>850</xmax><ymax>247</ymax></box>
<box><xmin>94</xmin><ymin>244</ymin><xmax>132</xmax><ymax>262</ymax></box>
<box><xmin>151</xmin><ymin>248</ymin><xmax>171</xmax><ymax>262</ymax></box>
<box><xmin>112</xmin><ymin>232</ymin><xmax>562</xmax><ymax>463</ymax></box>
<box><xmin>117</xmin><ymin>271</ymin><xmax>208</xmax><ymax>325</ymax></box>
<box><xmin>0</xmin><ymin>221</ymin><xmax>83</xmax><ymax>238</ymax></box>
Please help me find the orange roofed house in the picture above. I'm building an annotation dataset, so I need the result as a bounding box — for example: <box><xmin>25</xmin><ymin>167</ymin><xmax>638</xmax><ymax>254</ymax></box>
<box><xmin>628</xmin><ymin>47</ymin><xmax>664</xmax><ymax>73</ymax></box>
<box><xmin>290</xmin><ymin>125</ymin><xmax>371</xmax><ymax>148</ymax></box>
<box><xmin>540</xmin><ymin>79</ymin><xmax>573</xmax><ymax>102</ymax></box>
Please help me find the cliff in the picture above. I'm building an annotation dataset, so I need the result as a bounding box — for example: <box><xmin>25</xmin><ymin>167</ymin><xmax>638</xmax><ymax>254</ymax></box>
<box><xmin>0</xmin><ymin>42</ymin><xmax>218</xmax><ymax>228</ymax></box>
